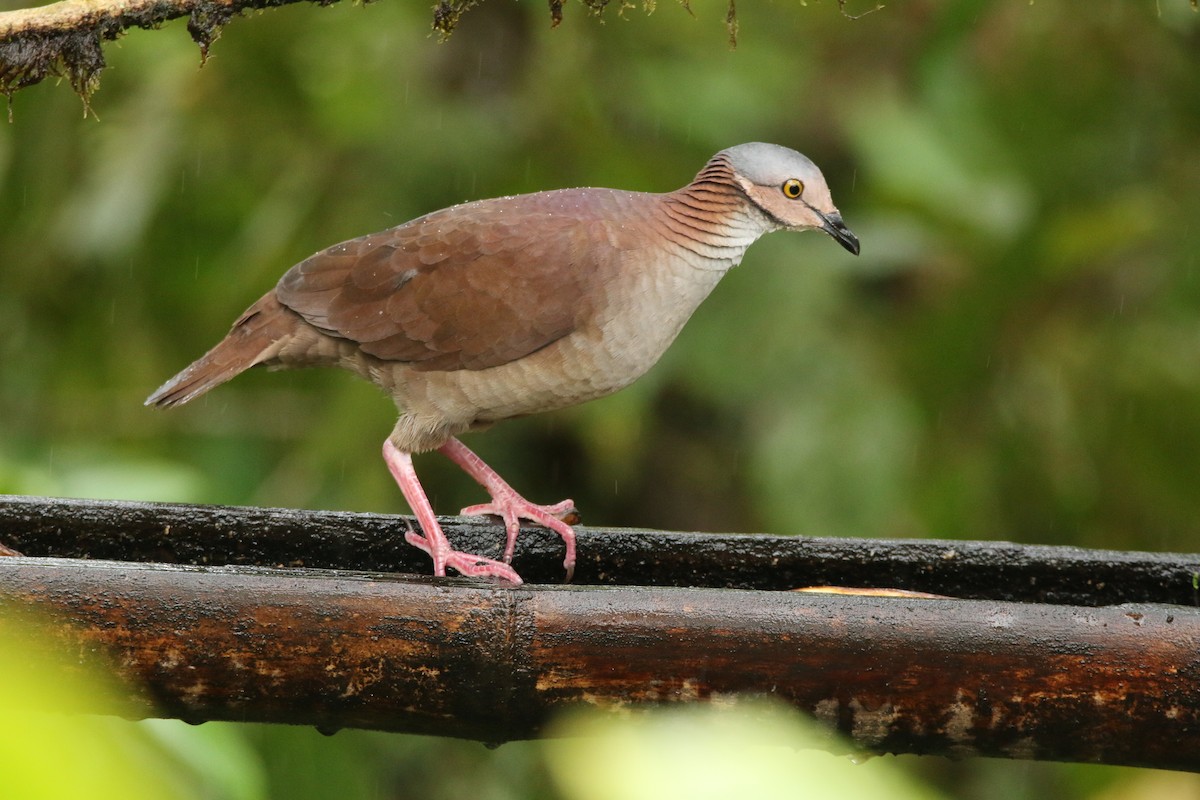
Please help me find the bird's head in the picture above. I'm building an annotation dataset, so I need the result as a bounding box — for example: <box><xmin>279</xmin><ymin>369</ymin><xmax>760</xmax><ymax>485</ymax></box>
<box><xmin>722</xmin><ymin>142</ymin><xmax>860</xmax><ymax>256</ymax></box>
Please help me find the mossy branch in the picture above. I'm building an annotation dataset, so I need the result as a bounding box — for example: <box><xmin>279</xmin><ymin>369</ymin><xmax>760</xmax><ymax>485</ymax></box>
<box><xmin>0</xmin><ymin>0</ymin><xmax>358</xmax><ymax>115</ymax></box>
<box><xmin>0</xmin><ymin>0</ymin><xmax>876</xmax><ymax>114</ymax></box>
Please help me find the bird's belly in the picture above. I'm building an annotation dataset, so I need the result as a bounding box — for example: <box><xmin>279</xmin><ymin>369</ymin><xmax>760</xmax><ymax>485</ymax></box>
<box><xmin>421</xmin><ymin>323</ymin><xmax>669</xmax><ymax>424</ymax></box>
<box><xmin>398</xmin><ymin>261</ymin><xmax>723</xmax><ymax>427</ymax></box>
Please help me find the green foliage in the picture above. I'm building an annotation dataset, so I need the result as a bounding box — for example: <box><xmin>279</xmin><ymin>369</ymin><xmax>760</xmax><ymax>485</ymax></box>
<box><xmin>546</xmin><ymin>701</ymin><xmax>945</xmax><ymax>800</ymax></box>
<box><xmin>3</xmin><ymin>0</ymin><xmax>1200</xmax><ymax>797</ymax></box>
<box><xmin>0</xmin><ymin>614</ymin><xmax>201</xmax><ymax>800</ymax></box>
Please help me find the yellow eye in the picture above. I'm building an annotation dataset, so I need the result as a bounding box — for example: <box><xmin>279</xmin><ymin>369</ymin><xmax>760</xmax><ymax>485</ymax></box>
<box><xmin>782</xmin><ymin>179</ymin><xmax>805</xmax><ymax>199</ymax></box>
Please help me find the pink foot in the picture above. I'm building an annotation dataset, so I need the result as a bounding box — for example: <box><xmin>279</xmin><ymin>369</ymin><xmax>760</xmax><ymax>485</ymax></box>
<box><xmin>440</xmin><ymin>438</ymin><xmax>578</xmax><ymax>581</ymax></box>
<box><xmin>403</xmin><ymin>525</ymin><xmax>522</xmax><ymax>583</ymax></box>
<box><xmin>383</xmin><ymin>440</ymin><xmax>523</xmax><ymax>584</ymax></box>
<box><xmin>460</xmin><ymin>497</ymin><xmax>577</xmax><ymax>573</ymax></box>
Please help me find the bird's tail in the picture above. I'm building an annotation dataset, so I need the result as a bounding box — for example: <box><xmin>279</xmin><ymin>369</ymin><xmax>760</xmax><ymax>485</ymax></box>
<box><xmin>145</xmin><ymin>293</ymin><xmax>296</xmax><ymax>408</ymax></box>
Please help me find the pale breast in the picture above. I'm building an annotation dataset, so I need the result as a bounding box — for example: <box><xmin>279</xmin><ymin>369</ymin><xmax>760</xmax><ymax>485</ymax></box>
<box><xmin>383</xmin><ymin>241</ymin><xmax>736</xmax><ymax>447</ymax></box>
<box><xmin>370</xmin><ymin>188</ymin><xmax>771</xmax><ymax>452</ymax></box>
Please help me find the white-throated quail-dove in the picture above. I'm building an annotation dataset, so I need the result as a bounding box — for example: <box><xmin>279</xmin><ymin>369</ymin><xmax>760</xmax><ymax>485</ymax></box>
<box><xmin>147</xmin><ymin>142</ymin><xmax>860</xmax><ymax>584</ymax></box>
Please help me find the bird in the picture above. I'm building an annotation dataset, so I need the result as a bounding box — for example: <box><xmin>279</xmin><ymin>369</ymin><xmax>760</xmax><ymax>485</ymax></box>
<box><xmin>146</xmin><ymin>142</ymin><xmax>859</xmax><ymax>585</ymax></box>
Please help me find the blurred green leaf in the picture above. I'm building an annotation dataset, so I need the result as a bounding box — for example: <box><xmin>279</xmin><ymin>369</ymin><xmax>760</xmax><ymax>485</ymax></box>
<box><xmin>545</xmin><ymin>701</ymin><xmax>944</xmax><ymax>800</ymax></box>
<box><xmin>0</xmin><ymin>614</ymin><xmax>197</xmax><ymax>800</ymax></box>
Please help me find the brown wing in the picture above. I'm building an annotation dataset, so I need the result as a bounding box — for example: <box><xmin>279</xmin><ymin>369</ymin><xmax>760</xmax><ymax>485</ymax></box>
<box><xmin>276</xmin><ymin>190</ymin><xmax>638</xmax><ymax>372</ymax></box>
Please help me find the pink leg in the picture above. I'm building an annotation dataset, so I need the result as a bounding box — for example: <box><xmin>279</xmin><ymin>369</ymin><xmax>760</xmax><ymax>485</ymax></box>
<box><xmin>382</xmin><ymin>440</ymin><xmax>522</xmax><ymax>584</ymax></box>
<box><xmin>438</xmin><ymin>437</ymin><xmax>577</xmax><ymax>581</ymax></box>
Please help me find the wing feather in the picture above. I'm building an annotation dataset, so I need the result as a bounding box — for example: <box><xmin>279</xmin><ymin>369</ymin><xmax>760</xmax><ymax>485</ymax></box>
<box><xmin>276</xmin><ymin>189</ymin><xmax>645</xmax><ymax>372</ymax></box>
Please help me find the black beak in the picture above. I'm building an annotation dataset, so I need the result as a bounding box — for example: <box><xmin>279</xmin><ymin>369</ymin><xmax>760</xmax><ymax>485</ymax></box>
<box><xmin>820</xmin><ymin>211</ymin><xmax>860</xmax><ymax>256</ymax></box>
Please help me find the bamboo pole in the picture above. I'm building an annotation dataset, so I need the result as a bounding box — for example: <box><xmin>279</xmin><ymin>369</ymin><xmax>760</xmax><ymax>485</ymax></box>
<box><xmin>2</xmin><ymin>494</ymin><xmax>1199</xmax><ymax>770</ymax></box>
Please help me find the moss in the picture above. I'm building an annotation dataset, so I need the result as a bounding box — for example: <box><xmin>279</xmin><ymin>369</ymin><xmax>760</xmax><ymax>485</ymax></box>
<box><xmin>0</xmin><ymin>30</ymin><xmax>106</xmax><ymax>118</ymax></box>
<box><xmin>0</xmin><ymin>0</ymin><xmax>776</xmax><ymax>110</ymax></box>
<box><xmin>186</xmin><ymin>2</ymin><xmax>236</xmax><ymax>64</ymax></box>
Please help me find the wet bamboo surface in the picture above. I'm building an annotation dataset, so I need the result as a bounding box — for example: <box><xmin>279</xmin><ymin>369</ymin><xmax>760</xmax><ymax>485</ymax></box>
<box><xmin>2</xmin><ymin>494</ymin><xmax>1199</xmax><ymax>770</ymax></box>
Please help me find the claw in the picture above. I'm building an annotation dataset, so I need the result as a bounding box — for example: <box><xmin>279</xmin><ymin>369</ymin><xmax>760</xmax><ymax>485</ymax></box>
<box><xmin>440</xmin><ymin>437</ymin><xmax>577</xmax><ymax>581</ymax></box>
<box><xmin>404</xmin><ymin>527</ymin><xmax>523</xmax><ymax>583</ymax></box>
<box><xmin>461</xmin><ymin>497</ymin><xmax>577</xmax><ymax>578</ymax></box>
<box><xmin>384</xmin><ymin>440</ymin><xmax>524</xmax><ymax>584</ymax></box>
